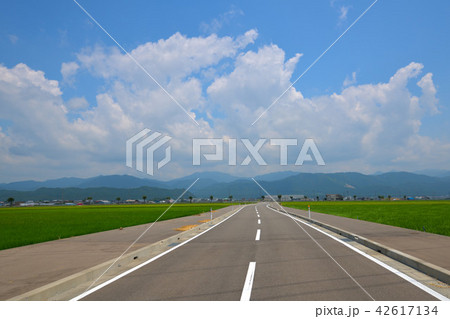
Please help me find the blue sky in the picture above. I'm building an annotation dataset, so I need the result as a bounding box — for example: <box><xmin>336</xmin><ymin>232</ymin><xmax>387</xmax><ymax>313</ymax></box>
<box><xmin>0</xmin><ymin>0</ymin><xmax>449</xmax><ymax>181</ymax></box>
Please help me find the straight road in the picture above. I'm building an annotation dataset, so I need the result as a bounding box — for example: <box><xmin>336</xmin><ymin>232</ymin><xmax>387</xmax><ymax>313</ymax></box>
<box><xmin>0</xmin><ymin>205</ymin><xmax>236</xmax><ymax>300</ymax></box>
<box><xmin>80</xmin><ymin>204</ymin><xmax>441</xmax><ymax>301</ymax></box>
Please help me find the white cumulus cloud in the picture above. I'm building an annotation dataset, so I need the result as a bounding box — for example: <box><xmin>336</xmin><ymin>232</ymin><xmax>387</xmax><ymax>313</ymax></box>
<box><xmin>61</xmin><ymin>61</ymin><xmax>79</xmax><ymax>84</ymax></box>
<box><xmin>0</xmin><ymin>30</ymin><xmax>448</xmax><ymax>181</ymax></box>
<box><xmin>67</xmin><ymin>97</ymin><xmax>89</xmax><ymax>110</ymax></box>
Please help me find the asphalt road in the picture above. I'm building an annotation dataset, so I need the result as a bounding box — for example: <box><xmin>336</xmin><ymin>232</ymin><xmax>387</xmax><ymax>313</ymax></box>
<box><xmin>81</xmin><ymin>203</ymin><xmax>439</xmax><ymax>301</ymax></box>
<box><xmin>0</xmin><ymin>206</ymin><xmax>236</xmax><ymax>300</ymax></box>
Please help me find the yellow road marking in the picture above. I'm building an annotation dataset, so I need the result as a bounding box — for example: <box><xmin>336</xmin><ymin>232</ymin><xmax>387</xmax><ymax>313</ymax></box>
<box><xmin>429</xmin><ymin>282</ymin><xmax>450</xmax><ymax>288</ymax></box>
<box><xmin>175</xmin><ymin>224</ymin><xmax>198</xmax><ymax>231</ymax></box>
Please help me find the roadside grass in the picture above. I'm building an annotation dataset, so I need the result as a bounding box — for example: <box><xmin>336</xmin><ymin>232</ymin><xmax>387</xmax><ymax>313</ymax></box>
<box><xmin>282</xmin><ymin>200</ymin><xmax>450</xmax><ymax>237</ymax></box>
<box><xmin>0</xmin><ymin>203</ymin><xmax>232</xmax><ymax>250</ymax></box>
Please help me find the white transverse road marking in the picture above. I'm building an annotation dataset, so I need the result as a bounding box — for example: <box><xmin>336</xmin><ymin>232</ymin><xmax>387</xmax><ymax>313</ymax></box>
<box><xmin>71</xmin><ymin>206</ymin><xmax>246</xmax><ymax>301</ymax></box>
<box><xmin>266</xmin><ymin>205</ymin><xmax>449</xmax><ymax>301</ymax></box>
<box><xmin>240</xmin><ymin>262</ymin><xmax>256</xmax><ymax>301</ymax></box>
<box><xmin>255</xmin><ymin>229</ymin><xmax>261</xmax><ymax>241</ymax></box>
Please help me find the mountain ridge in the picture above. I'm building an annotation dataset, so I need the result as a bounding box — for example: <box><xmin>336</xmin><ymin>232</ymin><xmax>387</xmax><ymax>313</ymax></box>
<box><xmin>1</xmin><ymin>171</ymin><xmax>450</xmax><ymax>201</ymax></box>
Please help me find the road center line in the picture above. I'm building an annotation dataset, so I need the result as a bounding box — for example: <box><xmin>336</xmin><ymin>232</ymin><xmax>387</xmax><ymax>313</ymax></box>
<box><xmin>258</xmin><ymin>219</ymin><xmax>261</xmax><ymax>225</ymax></box>
<box><xmin>240</xmin><ymin>262</ymin><xmax>256</xmax><ymax>301</ymax></box>
<box><xmin>255</xmin><ymin>229</ymin><xmax>261</xmax><ymax>241</ymax></box>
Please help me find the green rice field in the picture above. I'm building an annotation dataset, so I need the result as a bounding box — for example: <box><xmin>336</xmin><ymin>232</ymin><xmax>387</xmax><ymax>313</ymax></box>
<box><xmin>282</xmin><ymin>200</ymin><xmax>450</xmax><ymax>237</ymax></box>
<box><xmin>0</xmin><ymin>203</ymin><xmax>232</xmax><ymax>250</ymax></box>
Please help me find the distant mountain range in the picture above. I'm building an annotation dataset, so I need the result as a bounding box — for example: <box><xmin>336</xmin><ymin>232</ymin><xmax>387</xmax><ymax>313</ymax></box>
<box><xmin>189</xmin><ymin>171</ymin><xmax>450</xmax><ymax>199</ymax></box>
<box><xmin>1</xmin><ymin>171</ymin><xmax>450</xmax><ymax>201</ymax></box>
<box><xmin>0</xmin><ymin>171</ymin><xmax>241</xmax><ymax>191</ymax></box>
<box><xmin>413</xmin><ymin>169</ymin><xmax>450</xmax><ymax>178</ymax></box>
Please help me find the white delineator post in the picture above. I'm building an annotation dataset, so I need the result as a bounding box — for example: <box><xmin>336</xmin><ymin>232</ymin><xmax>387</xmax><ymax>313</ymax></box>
<box><xmin>210</xmin><ymin>207</ymin><xmax>212</xmax><ymax>221</ymax></box>
<box><xmin>308</xmin><ymin>205</ymin><xmax>311</xmax><ymax>219</ymax></box>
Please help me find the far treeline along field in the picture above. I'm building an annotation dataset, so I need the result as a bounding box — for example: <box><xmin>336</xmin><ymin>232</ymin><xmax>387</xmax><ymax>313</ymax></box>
<box><xmin>0</xmin><ymin>203</ymin><xmax>232</xmax><ymax>251</ymax></box>
<box><xmin>282</xmin><ymin>200</ymin><xmax>450</xmax><ymax>237</ymax></box>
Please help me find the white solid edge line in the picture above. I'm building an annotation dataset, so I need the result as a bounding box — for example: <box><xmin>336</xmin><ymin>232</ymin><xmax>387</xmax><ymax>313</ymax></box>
<box><xmin>255</xmin><ymin>229</ymin><xmax>261</xmax><ymax>241</ymax></box>
<box><xmin>240</xmin><ymin>262</ymin><xmax>256</xmax><ymax>301</ymax></box>
<box><xmin>71</xmin><ymin>205</ymin><xmax>246</xmax><ymax>301</ymax></box>
<box><xmin>266</xmin><ymin>205</ymin><xmax>449</xmax><ymax>301</ymax></box>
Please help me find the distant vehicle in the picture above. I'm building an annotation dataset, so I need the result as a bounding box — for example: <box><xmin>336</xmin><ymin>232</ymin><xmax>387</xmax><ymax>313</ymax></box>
<box><xmin>20</xmin><ymin>201</ymin><xmax>36</xmax><ymax>207</ymax></box>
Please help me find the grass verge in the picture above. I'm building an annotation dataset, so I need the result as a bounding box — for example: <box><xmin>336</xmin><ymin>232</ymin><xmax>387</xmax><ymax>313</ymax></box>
<box><xmin>282</xmin><ymin>200</ymin><xmax>450</xmax><ymax>237</ymax></box>
<box><xmin>0</xmin><ymin>203</ymin><xmax>232</xmax><ymax>250</ymax></box>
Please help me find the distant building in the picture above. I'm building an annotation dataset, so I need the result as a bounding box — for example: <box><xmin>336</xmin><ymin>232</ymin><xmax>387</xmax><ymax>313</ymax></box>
<box><xmin>95</xmin><ymin>200</ymin><xmax>111</xmax><ymax>205</ymax></box>
<box><xmin>326</xmin><ymin>194</ymin><xmax>343</xmax><ymax>201</ymax></box>
<box><xmin>283</xmin><ymin>194</ymin><xmax>306</xmax><ymax>201</ymax></box>
<box><xmin>270</xmin><ymin>194</ymin><xmax>306</xmax><ymax>201</ymax></box>
<box><xmin>20</xmin><ymin>201</ymin><xmax>36</xmax><ymax>207</ymax></box>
